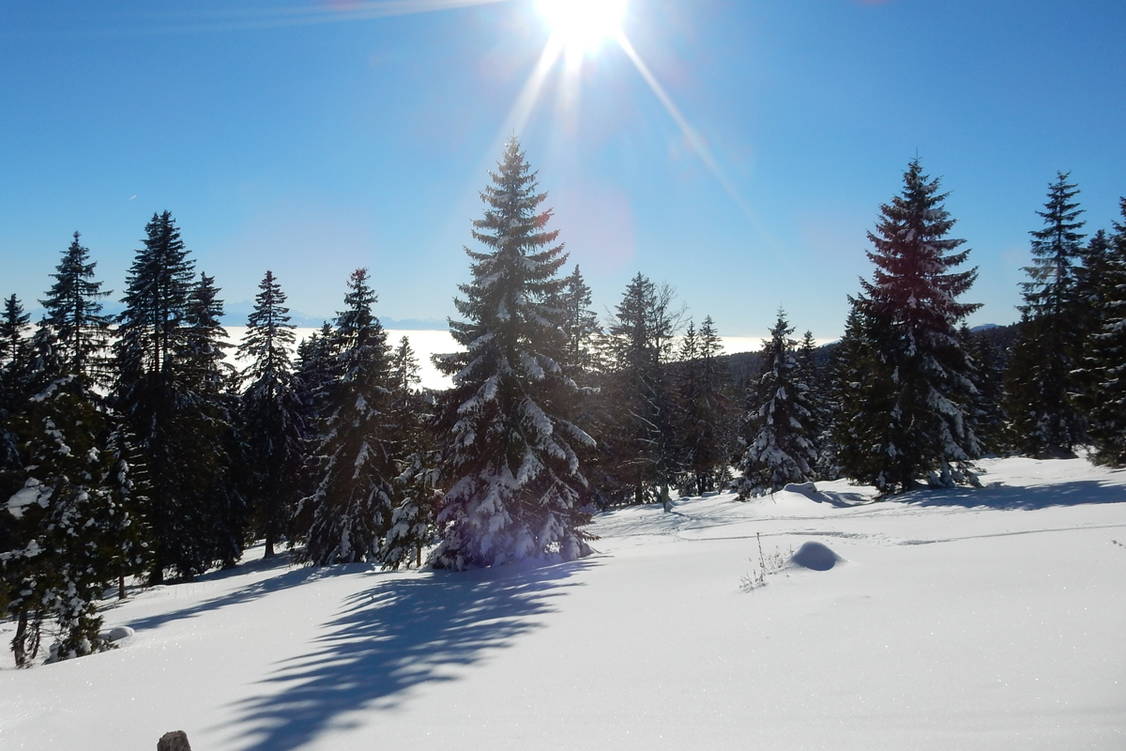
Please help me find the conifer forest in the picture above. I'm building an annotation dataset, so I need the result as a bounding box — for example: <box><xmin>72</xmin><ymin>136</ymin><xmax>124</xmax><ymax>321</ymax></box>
<box><xmin>3</xmin><ymin>140</ymin><xmax>1123</xmax><ymax>673</ymax></box>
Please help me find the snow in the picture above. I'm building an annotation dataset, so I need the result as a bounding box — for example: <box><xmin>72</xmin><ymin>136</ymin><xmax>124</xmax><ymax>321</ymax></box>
<box><xmin>6</xmin><ymin>479</ymin><xmax>50</xmax><ymax>519</ymax></box>
<box><xmin>790</xmin><ymin>540</ymin><xmax>842</xmax><ymax>570</ymax></box>
<box><xmin>1</xmin><ymin>456</ymin><xmax>1125</xmax><ymax>749</ymax></box>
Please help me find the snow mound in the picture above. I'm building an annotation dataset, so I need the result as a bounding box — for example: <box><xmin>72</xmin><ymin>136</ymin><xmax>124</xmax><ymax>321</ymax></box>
<box><xmin>99</xmin><ymin>626</ymin><xmax>135</xmax><ymax>643</ymax></box>
<box><xmin>783</xmin><ymin>482</ymin><xmax>833</xmax><ymax>504</ymax></box>
<box><xmin>791</xmin><ymin>541</ymin><xmax>842</xmax><ymax>571</ymax></box>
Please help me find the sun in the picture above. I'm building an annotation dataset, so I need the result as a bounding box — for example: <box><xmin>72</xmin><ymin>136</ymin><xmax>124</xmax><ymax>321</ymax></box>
<box><xmin>536</xmin><ymin>0</ymin><xmax>628</xmax><ymax>54</ymax></box>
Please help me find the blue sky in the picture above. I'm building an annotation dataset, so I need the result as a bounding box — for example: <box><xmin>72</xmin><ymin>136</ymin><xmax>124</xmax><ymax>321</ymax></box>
<box><xmin>2</xmin><ymin>0</ymin><xmax>1124</xmax><ymax>338</ymax></box>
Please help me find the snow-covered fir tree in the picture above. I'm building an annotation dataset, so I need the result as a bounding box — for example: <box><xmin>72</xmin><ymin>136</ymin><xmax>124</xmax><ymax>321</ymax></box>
<box><xmin>736</xmin><ymin>309</ymin><xmax>819</xmax><ymax>498</ymax></box>
<box><xmin>38</xmin><ymin>232</ymin><xmax>112</xmax><ymax>382</ymax></box>
<box><xmin>431</xmin><ymin>139</ymin><xmax>593</xmax><ymax>569</ymax></box>
<box><xmin>1005</xmin><ymin>172</ymin><xmax>1086</xmax><ymax>457</ymax></box>
<box><xmin>796</xmin><ymin>330</ymin><xmax>827</xmax><ymax>452</ymax></box>
<box><xmin>238</xmin><ymin>270</ymin><xmax>304</xmax><ymax>558</ymax></box>
<box><xmin>853</xmin><ymin>159</ymin><xmax>981</xmax><ymax>492</ymax></box>
<box><xmin>1083</xmin><ymin>198</ymin><xmax>1126</xmax><ymax>466</ymax></box>
<box><xmin>379</xmin><ymin>337</ymin><xmax>440</xmax><ymax>569</ymax></box>
<box><xmin>2</xmin><ymin>328</ymin><xmax>141</xmax><ymax>665</ymax></box>
<box><xmin>296</xmin><ymin>268</ymin><xmax>397</xmax><ymax>565</ymax></box>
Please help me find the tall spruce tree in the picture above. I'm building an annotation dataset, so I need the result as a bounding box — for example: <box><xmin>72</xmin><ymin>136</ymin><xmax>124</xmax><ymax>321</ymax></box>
<box><xmin>238</xmin><ymin>271</ymin><xmax>304</xmax><ymax>558</ymax></box>
<box><xmin>114</xmin><ymin>211</ymin><xmax>221</xmax><ymax>581</ymax></box>
<box><xmin>854</xmin><ymin>159</ymin><xmax>981</xmax><ymax>492</ymax></box>
<box><xmin>1005</xmin><ymin>172</ymin><xmax>1086</xmax><ymax>457</ymax></box>
<box><xmin>1083</xmin><ymin>198</ymin><xmax>1126</xmax><ymax>466</ymax></box>
<box><xmin>183</xmin><ymin>272</ymin><xmax>245</xmax><ymax>569</ymax></box>
<box><xmin>297</xmin><ymin>268</ymin><xmax>397</xmax><ymax>565</ymax></box>
<box><xmin>736</xmin><ymin>309</ymin><xmax>819</xmax><ymax>497</ymax></box>
<box><xmin>431</xmin><ymin>139</ymin><xmax>593</xmax><ymax>569</ymax></box>
<box><xmin>39</xmin><ymin>232</ymin><xmax>112</xmax><ymax>381</ymax></box>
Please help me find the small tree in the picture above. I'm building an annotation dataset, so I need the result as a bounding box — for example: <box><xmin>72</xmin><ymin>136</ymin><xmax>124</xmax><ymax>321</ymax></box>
<box><xmin>39</xmin><ymin>232</ymin><xmax>112</xmax><ymax>381</ymax></box>
<box><xmin>380</xmin><ymin>337</ymin><xmax>440</xmax><ymax>569</ymax></box>
<box><xmin>736</xmin><ymin>309</ymin><xmax>819</xmax><ymax>497</ymax></box>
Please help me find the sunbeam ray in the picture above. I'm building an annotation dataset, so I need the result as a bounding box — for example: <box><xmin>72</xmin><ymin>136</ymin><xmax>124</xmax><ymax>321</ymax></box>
<box><xmin>137</xmin><ymin>0</ymin><xmax>511</xmax><ymax>34</ymax></box>
<box><xmin>614</xmin><ymin>32</ymin><xmax>756</xmax><ymax>221</ymax></box>
<box><xmin>500</xmin><ymin>34</ymin><xmax>566</xmax><ymax>141</ymax></box>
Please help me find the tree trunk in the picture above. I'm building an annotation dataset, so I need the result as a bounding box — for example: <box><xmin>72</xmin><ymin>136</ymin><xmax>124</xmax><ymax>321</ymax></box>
<box><xmin>118</xmin><ymin>574</ymin><xmax>126</xmax><ymax>601</ymax></box>
<box><xmin>12</xmin><ymin>611</ymin><xmax>28</xmax><ymax>668</ymax></box>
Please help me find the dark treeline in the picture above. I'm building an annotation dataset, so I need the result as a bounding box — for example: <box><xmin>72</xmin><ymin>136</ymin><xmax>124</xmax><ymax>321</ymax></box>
<box><xmin>2</xmin><ymin>143</ymin><xmax>1124</xmax><ymax>666</ymax></box>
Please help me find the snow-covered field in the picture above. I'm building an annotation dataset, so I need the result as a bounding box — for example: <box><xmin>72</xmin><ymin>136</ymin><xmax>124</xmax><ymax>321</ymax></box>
<box><xmin>2</xmin><ymin>457</ymin><xmax>1124</xmax><ymax>750</ymax></box>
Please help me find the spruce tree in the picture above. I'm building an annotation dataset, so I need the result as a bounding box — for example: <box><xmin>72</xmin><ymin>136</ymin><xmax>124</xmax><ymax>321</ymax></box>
<box><xmin>1084</xmin><ymin>198</ymin><xmax>1126</xmax><ymax>465</ymax></box>
<box><xmin>238</xmin><ymin>270</ymin><xmax>304</xmax><ymax>558</ymax></box>
<box><xmin>181</xmin><ymin>273</ymin><xmax>245</xmax><ymax>569</ymax></box>
<box><xmin>556</xmin><ymin>264</ymin><xmax>603</xmax><ymax>375</ymax></box>
<box><xmin>39</xmin><ymin>232</ymin><xmax>112</xmax><ymax>381</ymax></box>
<box><xmin>964</xmin><ymin>328</ymin><xmax>1008</xmax><ymax>456</ymax></box>
<box><xmin>854</xmin><ymin>159</ymin><xmax>981</xmax><ymax>492</ymax></box>
<box><xmin>2</xmin><ymin>294</ymin><xmax>31</xmax><ymax>365</ymax></box>
<box><xmin>601</xmin><ymin>274</ymin><xmax>679</xmax><ymax>505</ymax></box>
<box><xmin>676</xmin><ymin>315</ymin><xmax>731</xmax><ymax>495</ymax></box>
<box><xmin>796</xmin><ymin>330</ymin><xmax>826</xmax><ymax>462</ymax></box>
<box><xmin>297</xmin><ymin>268</ymin><xmax>397</xmax><ymax>565</ymax></box>
<box><xmin>380</xmin><ymin>337</ymin><xmax>440</xmax><ymax>569</ymax></box>
<box><xmin>1</xmin><ymin>295</ymin><xmax>32</xmax><ymax>476</ymax></box>
<box><xmin>736</xmin><ymin>309</ymin><xmax>819</xmax><ymax>497</ymax></box>
<box><xmin>114</xmin><ymin>211</ymin><xmax>217</xmax><ymax>581</ymax></box>
<box><xmin>1</xmin><ymin>334</ymin><xmax>137</xmax><ymax>665</ymax></box>
<box><xmin>431</xmin><ymin>139</ymin><xmax>593</xmax><ymax>569</ymax></box>
<box><xmin>1006</xmin><ymin>172</ymin><xmax>1086</xmax><ymax>457</ymax></box>
<box><xmin>551</xmin><ymin>265</ymin><xmax>605</xmax><ymax>507</ymax></box>
<box><xmin>822</xmin><ymin>302</ymin><xmax>892</xmax><ymax>480</ymax></box>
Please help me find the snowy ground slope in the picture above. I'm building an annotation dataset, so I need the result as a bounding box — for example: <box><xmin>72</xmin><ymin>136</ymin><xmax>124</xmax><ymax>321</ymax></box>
<box><xmin>2</xmin><ymin>457</ymin><xmax>1125</xmax><ymax>750</ymax></box>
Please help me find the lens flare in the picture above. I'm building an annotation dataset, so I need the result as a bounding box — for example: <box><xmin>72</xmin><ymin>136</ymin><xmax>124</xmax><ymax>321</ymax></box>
<box><xmin>536</xmin><ymin>0</ymin><xmax>628</xmax><ymax>54</ymax></box>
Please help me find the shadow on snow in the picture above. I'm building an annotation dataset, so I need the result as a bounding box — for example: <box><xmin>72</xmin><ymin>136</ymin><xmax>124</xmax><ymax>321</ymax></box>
<box><xmin>125</xmin><ymin>553</ymin><xmax>353</xmax><ymax>632</ymax></box>
<box><xmin>226</xmin><ymin>557</ymin><xmax>597</xmax><ymax>750</ymax></box>
<box><xmin>902</xmin><ymin>476</ymin><xmax>1126</xmax><ymax>510</ymax></box>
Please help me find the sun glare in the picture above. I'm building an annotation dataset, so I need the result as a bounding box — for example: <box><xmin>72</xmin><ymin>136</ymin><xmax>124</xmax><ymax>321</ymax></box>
<box><xmin>537</xmin><ymin>0</ymin><xmax>627</xmax><ymax>54</ymax></box>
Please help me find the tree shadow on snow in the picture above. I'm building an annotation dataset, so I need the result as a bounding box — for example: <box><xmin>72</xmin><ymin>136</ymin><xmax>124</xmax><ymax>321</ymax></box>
<box><xmin>902</xmin><ymin>477</ymin><xmax>1126</xmax><ymax>510</ymax></box>
<box><xmin>226</xmin><ymin>557</ymin><xmax>596</xmax><ymax>750</ymax></box>
<box><xmin>126</xmin><ymin>555</ymin><xmax>357</xmax><ymax>632</ymax></box>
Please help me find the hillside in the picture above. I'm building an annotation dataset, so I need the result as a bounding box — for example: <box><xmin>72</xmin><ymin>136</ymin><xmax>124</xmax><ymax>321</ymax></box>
<box><xmin>2</xmin><ymin>454</ymin><xmax>1123</xmax><ymax>750</ymax></box>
